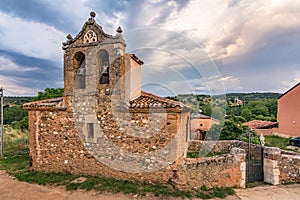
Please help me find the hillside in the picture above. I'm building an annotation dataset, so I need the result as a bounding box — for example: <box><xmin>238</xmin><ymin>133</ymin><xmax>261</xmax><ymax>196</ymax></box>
<box><xmin>4</xmin><ymin>97</ymin><xmax>33</xmax><ymax>107</ymax></box>
<box><xmin>165</xmin><ymin>92</ymin><xmax>281</xmax><ymax>121</ymax></box>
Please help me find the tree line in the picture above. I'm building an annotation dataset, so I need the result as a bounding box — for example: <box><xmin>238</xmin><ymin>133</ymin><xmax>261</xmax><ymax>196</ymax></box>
<box><xmin>5</xmin><ymin>90</ymin><xmax>280</xmax><ymax>141</ymax></box>
<box><xmin>167</xmin><ymin>93</ymin><xmax>280</xmax><ymax>140</ymax></box>
<box><xmin>4</xmin><ymin>88</ymin><xmax>64</xmax><ymax>130</ymax></box>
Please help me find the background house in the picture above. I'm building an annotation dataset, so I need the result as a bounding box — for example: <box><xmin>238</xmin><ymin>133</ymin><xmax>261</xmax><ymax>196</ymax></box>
<box><xmin>190</xmin><ymin>113</ymin><xmax>219</xmax><ymax>140</ymax></box>
<box><xmin>273</xmin><ymin>82</ymin><xmax>300</xmax><ymax>137</ymax></box>
<box><xmin>243</xmin><ymin>120</ymin><xmax>277</xmax><ymax>136</ymax></box>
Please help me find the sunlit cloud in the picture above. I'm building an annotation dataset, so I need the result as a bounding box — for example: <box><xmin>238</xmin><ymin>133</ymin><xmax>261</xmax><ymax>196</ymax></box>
<box><xmin>0</xmin><ymin>12</ymin><xmax>66</xmax><ymax>61</ymax></box>
<box><xmin>0</xmin><ymin>56</ymin><xmax>38</xmax><ymax>71</ymax></box>
<box><xmin>0</xmin><ymin>0</ymin><xmax>299</xmax><ymax>95</ymax></box>
<box><xmin>0</xmin><ymin>75</ymin><xmax>38</xmax><ymax>96</ymax></box>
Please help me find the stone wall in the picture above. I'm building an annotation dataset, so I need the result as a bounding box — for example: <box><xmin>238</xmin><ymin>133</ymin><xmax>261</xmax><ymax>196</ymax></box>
<box><xmin>264</xmin><ymin>147</ymin><xmax>300</xmax><ymax>185</ymax></box>
<box><xmin>176</xmin><ymin>148</ymin><xmax>246</xmax><ymax>189</ymax></box>
<box><xmin>189</xmin><ymin>141</ymin><xmax>300</xmax><ymax>185</ymax></box>
<box><xmin>27</xmin><ymin>108</ymin><xmax>246</xmax><ymax>189</ymax></box>
<box><xmin>28</xmin><ymin>109</ymin><xmax>175</xmax><ymax>184</ymax></box>
<box><xmin>188</xmin><ymin>140</ymin><xmax>262</xmax><ymax>160</ymax></box>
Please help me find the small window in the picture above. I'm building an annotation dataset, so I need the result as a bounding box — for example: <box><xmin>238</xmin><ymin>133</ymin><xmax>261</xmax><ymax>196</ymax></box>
<box><xmin>100</xmin><ymin>74</ymin><xmax>109</xmax><ymax>84</ymax></box>
<box><xmin>87</xmin><ymin>123</ymin><xmax>94</xmax><ymax>138</ymax></box>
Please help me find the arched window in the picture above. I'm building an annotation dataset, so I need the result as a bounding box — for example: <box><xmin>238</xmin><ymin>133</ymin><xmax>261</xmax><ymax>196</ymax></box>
<box><xmin>98</xmin><ymin>49</ymin><xmax>109</xmax><ymax>84</ymax></box>
<box><xmin>74</xmin><ymin>52</ymin><xmax>86</xmax><ymax>89</ymax></box>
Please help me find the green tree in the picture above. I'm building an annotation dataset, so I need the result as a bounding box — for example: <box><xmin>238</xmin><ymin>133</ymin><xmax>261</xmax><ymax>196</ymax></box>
<box><xmin>200</xmin><ymin>103</ymin><xmax>212</xmax><ymax>116</ymax></box>
<box><xmin>31</xmin><ymin>88</ymin><xmax>64</xmax><ymax>101</ymax></box>
<box><xmin>241</xmin><ymin>109</ymin><xmax>252</xmax><ymax>121</ymax></box>
<box><xmin>220</xmin><ymin>119</ymin><xmax>247</xmax><ymax>140</ymax></box>
<box><xmin>3</xmin><ymin>105</ymin><xmax>28</xmax><ymax>130</ymax></box>
<box><xmin>245</xmin><ymin>101</ymin><xmax>269</xmax><ymax>117</ymax></box>
<box><xmin>264</xmin><ymin>99</ymin><xmax>277</xmax><ymax>118</ymax></box>
<box><xmin>208</xmin><ymin>116</ymin><xmax>247</xmax><ymax>140</ymax></box>
<box><xmin>3</xmin><ymin>106</ymin><xmax>27</xmax><ymax>125</ymax></box>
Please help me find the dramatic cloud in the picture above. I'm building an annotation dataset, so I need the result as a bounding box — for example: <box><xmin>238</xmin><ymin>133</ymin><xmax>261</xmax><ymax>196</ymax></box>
<box><xmin>0</xmin><ymin>0</ymin><xmax>299</xmax><ymax>95</ymax></box>
<box><xmin>0</xmin><ymin>56</ymin><xmax>38</xmax><ymax>72</ymax></box>
<box><xmin>0</xmin><ymin>12</ymin><xmax>66</xmax><ymax>61</ymax></box>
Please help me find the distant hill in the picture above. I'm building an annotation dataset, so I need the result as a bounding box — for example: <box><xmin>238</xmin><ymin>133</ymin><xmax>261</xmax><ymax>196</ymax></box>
<box><xmin>225</xmin><ymin>92</ymin><xmax>281</xmax><ymax>103</ymax></box>
<box><xmin>165</xmin><ymin>92</ymin><xmax>281</xmax><ymax>119</ymax></box>
<box><xmin>166</xmin><ymin>92</ymin><xmax>281</xmax><ymax>103</ymax></box>
<box><xmin>4</xmin><ymin>97</ymin><xmax>33</xmax><ymax>107</ymax></box>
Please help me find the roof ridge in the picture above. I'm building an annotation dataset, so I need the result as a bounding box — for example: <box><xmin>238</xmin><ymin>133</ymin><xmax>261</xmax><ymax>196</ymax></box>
<box><xmin>23</xmin><ymin>97</ymin><xmax>64</xmax><ymax>109</ymax></box>
<box><xmin>129</xmin><ymin>91</ymin><xmax>185</xmax><ymax>109</ymax></box>
<box><xmin>140</xmin><ymin>91</ymin><xmax>180</xmax><ymax>105</ymax></box>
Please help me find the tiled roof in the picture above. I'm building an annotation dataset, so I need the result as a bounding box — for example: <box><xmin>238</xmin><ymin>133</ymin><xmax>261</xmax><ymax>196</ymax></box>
<box><xmin>243</xmin><ymin>120</ymin><xmax>278</xmax><ymax>129</ymax></box>
<box><xmin>23</xmin><ymin>92</ymin><xmax>190</xmax><ymax>111</ymax></box>
<box><xmin>129</xmin><ymin>54</ymin><xmax>144</xmax><ymax>65</ymax></box>
<box><xmin>129</xmin><ymin>91</ymin><xmax>187</xmax><ymax>109</ymax></box>
<box><xmin>191</xmin><ymin>113</ymin><xmax>219</xmax><ymax>123</ymax></box>
<box><xmin>191</xmin><ymin>113</ymin><xmax>211</xmax><ymax>119</ymax></box>
<box><xmin>23</xmin><ymin>97</ymin><xmax>65</xmax><ymax>110</ymax></box>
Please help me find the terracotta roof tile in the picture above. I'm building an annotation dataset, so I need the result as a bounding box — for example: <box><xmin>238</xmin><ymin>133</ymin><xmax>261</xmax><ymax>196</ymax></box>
<box><xmin>243</xmin><ymin>120</ymin><xmax>278</xmax><ymax>129</ymax></box>
<box><xmin>129</xmin><ymin>91</ymin><xmax>188</xmax><ymax>109</ymax></box>
<box><xmin>23</xmin><ymin>97</ymin><xmax>65</xmax><ymax>110</ymax></box>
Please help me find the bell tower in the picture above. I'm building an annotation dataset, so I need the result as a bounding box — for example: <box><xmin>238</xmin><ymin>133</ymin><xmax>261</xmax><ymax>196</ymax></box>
<box><xmin>62</xmin><ymin>12</ymin><xmax>126</xmax><ymax>101</ymax></box>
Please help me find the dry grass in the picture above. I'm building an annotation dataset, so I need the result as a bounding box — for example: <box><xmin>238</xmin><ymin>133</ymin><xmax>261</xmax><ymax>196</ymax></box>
<box><xmin>3</xmin><ymin>125</ymin><xmax>29</xmax><ymax>155</ymax></box>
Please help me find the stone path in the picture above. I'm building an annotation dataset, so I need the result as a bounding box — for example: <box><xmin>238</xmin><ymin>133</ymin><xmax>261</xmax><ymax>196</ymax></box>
<box><xmin>235</xmin><ymin>184</ymin><xmax>300</xmax><ymax>200</ymax></box>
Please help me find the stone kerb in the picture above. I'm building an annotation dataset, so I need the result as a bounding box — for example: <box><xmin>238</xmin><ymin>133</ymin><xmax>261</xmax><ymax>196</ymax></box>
<box><xmin>263</xmin><ymin>147</ymin><xmax>281</xmax><ymax>185</ymax></box>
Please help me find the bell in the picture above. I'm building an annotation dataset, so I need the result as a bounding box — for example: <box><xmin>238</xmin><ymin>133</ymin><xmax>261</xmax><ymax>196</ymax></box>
<box><xmin>101</xmin><ymin>66</ymin><xmax>108</xmax><ymax>74</ymax></box>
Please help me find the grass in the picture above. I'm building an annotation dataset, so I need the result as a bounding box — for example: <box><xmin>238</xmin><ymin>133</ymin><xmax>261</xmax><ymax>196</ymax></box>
<box><xmin>264</xmin><ymin>135</ymin><xmax>290</xmax><ymax>150</ymax></box>
<box><xmin>187</xmin><ymin>151</ymin><xmax>226</xmax><ymax>158</ymax></box>
<box><xmin>196</xmin><ymin>185</ymin><xmax>235</xmax><ymax>199</ymax></box>
<box><xmin>0</xmin><ymin>131</ymin><xmax>236</xmax><ymax>199</ymax></box>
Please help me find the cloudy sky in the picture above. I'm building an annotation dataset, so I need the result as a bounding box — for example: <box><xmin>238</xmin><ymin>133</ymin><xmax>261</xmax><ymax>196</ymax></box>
<box><xmin>0</xmin><ymin>0</ymin><xmax>300</xmax><ymax>96</ymax></box>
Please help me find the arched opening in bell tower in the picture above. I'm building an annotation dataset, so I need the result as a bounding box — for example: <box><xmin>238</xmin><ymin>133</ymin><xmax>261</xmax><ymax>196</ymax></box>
<box><xmin>74</xmin><ymin>52</ymin><xmax>86</xmax><ymax>89</ymax></box>
<box><xmin>98</xmin><ymin>49</ymin><xmax>109</xmax><ymax>84</ymax></box>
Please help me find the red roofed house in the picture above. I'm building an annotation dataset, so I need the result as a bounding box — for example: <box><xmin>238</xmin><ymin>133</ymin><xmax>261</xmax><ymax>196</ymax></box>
<box><xmin>190</xmin><ymin>114</ymin><xmax>219</xmax><ymax>140</ymax></box>
<box><xmin>273</xmin><ymin>82</ymin><xmax>300</xmax><ymax>137</ymax></box>
<box><xmin>243</xmin><ymin>120</ymin><xmax>277</xmax><ymax>136</ymax></box>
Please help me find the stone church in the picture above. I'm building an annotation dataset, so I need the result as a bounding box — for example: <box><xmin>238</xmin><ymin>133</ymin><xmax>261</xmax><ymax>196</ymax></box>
<box><xmin>24</xmin><ymin>11</ymin><xmax>190</xmax><ymax>173</ymax></box>
<box><xmin>23</xmin><ymin>12</ymin><xmax>246</xmax><ymax>189</ymax></box>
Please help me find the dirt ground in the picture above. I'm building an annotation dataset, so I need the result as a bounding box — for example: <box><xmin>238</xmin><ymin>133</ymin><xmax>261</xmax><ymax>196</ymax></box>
<box><xmin>0</xmin><ymin>170</ymin><xmax>299</xmax><ymax>200</ymax></box>
<box><xmin>0</xmin><ymin>170</ymin><xmax>239</xmax><ymax>200</ymax></box>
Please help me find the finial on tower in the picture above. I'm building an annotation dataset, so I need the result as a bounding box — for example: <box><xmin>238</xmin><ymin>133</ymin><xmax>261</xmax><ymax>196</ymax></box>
<box><xmin>116</xmin><ymin>26</ymin><xmax>123</xmax><ymax>33</ymax></box>
<box><xmin>90</xmin><ymin>11</ymin><xmax>96</xmax><ymax>18</ymax></box>
<box><xmin>87</xmin><ymin>11</ymin><xmax>96</xmax><ymax>25</ymax></box>
<box><xmin>66</xmin><ymin>34</ymin><xmax>73</xmax><ymax>40</ymax></box>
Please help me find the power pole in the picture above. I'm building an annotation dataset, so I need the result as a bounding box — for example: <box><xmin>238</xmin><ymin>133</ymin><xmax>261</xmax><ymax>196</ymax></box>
<box><xmin>0</xmin><ymin>87</ymin><xmax>4</xmax><ymax>158</ymax></box>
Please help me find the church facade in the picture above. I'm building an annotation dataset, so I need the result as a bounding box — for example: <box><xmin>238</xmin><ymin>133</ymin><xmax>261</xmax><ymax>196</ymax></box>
<box><xmin>23</xmin><ymin>12</ymin><xmax>246</xmax><ymax>189</ymax></box>
<box><xmin>24</xmin><ymin>11</ymin><xmax>190</xmax><ymax>174</ymax></box>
